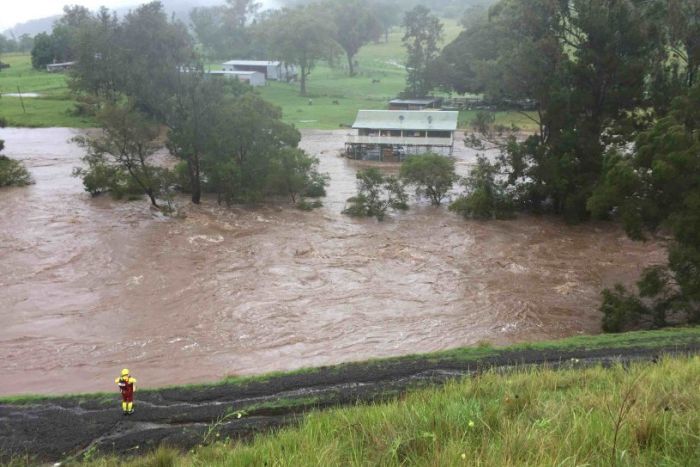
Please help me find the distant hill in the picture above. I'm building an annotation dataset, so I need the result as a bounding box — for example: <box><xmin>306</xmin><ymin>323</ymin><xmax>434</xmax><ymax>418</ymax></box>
<box><xmin>2</xmin><ymin>0</ymin><xmax>280</xmax><ymax>38</ymax></box>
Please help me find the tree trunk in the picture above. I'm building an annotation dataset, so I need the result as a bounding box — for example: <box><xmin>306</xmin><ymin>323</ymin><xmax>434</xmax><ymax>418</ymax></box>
<box><xmin>347</xmin><ymin>52</ymin><xmax>355</xmax><ymax>76</ymax></box>
<box><xmin>300</xmin><ymin>65</ymin><xmax>307</xmax><ymax>96</ymax></box>
<box><xmin>188</xmin><ymin>158</ymin><xmax>201</xmax><ymax>204</ymax></box>
<box><xmin>146</xmin><ymin>189</ymin><xmax>159</xmax><ymax>208</ymax></box>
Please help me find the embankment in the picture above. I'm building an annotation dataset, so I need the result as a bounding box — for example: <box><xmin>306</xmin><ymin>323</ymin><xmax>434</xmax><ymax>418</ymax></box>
<box><xmin>1</xmin><ymin>328</ymin><xmax>699</xmax><ymax>464</ymax></box>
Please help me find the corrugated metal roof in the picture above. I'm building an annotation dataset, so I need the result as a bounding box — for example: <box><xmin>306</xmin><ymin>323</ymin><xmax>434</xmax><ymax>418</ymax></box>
<box><xmin>222</xmin><ymin>60</ymin><xmax>281</xmax><ymax>67</ymax></box>
<box><xmin>352</xmin><ymin>110</ymin><xmax>458</xmax><ymax>131</ymax></box>
<box><xmin>389</xmin><ymin>98</ymin><xmax>439</xmax><ymax>105</ymax></box>
<box><xmin>209</xmin><ymin>70</ymin><xmax>262</xmax><ymax>76</ymax></box>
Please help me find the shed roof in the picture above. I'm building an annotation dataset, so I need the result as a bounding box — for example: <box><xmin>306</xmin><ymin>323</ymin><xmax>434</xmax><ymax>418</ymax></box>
<box><xmin>389</xmin><ymin>98</ymin><xmax>439</xmax><ymax>105</ymax></box>
<box><xmin>352</xmin><ymin>110</ymin><xmax>458</xmax><ymax>131</ymax></box>
<box><xmin>209</xmin><ymin>70</ymin><xmax>263</xmax><ymax>76</ymax></box>
<box><xmin>222</xmin><ymin>60</ymin><xmax>281</xmax><ymax>67</ymax></box>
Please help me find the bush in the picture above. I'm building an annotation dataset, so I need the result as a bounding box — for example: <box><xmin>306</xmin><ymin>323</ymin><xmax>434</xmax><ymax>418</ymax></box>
<box><xmin>343</xmin><ymin>169</ymin><xmax>408</xmax><ymax>221</ymax></box>
<box><xmin>400</xmin><ymin>154</ymin><xmax>458</xmax><ymax>206</ymax></box>
<box><xmin>450</xmin><ymin>156</ymin><xmax>514</xmax><ymax>220</ymax></box>
<box><xmin>601</xmin><ymin>284</ymin><xmax>647</xmax><ymax>332</ymax></box>
<box><xmin>296</xmin><ymin>199</ymin><xmax>323</xmax><ymax>211</ymax></box>
<box><xmin>0</xmin><ymin>156</ymin><xmax>33</xmax><ymax>187</ymax></box>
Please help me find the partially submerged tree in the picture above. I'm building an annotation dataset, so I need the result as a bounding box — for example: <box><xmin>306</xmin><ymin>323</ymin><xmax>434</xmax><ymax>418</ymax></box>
<box><xmin>73</xmin><ymin>104</ymin><xmax>165</xmax><ymax>207</ymax></box>
<box><xmin>267</xmin><ymin>148</ymin><xmax>328</xmax><ymax>204</ymax></box>
<box><xmin>399</xmin><ymin>154</ymin><xmax>457</xmax><ymax>206</ymax></box>
<box><xmin>0</xmin><ymin>118</ymin><xmax>32</xmax><ymax>188</ymax></box>
<box><xmin>343</xmin><ymin>168</ymin><xmax>408</xmax><ymax>221</ymax></box>
<box><xmin>590</xmin><ymin>85</ymin><xmax>700</xmax><ymax>331</ymax></box>
<box><xmin>450</xmin><ymin>156</ymin><xmax>514</xmax><ymax>220</ymax></box>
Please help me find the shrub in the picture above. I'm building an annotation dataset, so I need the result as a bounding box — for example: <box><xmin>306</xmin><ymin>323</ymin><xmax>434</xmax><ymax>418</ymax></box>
<box><xmin>450</xmin><ymin>156</ymin><xmax>514</xmax><ymax>220</ymax></box>
<box><xmin>400</xmin><ymin>153</ymin><xmax>458</xmax><ymax>206</ymax></box>
<box><xmin>343</xmin><ymin>169</ymin><xmax>408</xmax><ymax>221</ymax></box>
<box><xmin>0</xmin><ymin>156</ymin><xmax>33</xmax><ymax>187</ymax></box>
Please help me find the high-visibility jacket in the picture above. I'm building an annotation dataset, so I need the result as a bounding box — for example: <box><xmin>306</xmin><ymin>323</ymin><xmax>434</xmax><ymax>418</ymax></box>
<box><xmin>115</xmin><ymin>376</ymin><xmax>137</xmax><ymax>401</ymax></box>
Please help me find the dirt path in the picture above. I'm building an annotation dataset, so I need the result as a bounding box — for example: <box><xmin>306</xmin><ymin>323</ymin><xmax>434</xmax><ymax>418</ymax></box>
<box><xmin>2</xmin><ymin>340</ymin><xmax>698</xmax><ymax>464</ymax></box>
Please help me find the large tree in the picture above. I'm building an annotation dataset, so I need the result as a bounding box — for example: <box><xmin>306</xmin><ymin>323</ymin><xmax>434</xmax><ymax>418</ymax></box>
<box><xmin>326</xmin><ymin>0</ymin><xmax>383</xmax><ymax>76</ymax></box>
<box><xmin>439</xmin><ymin>0</ymin><xmax>661</xmax><ymax>222</ymax></box>
<box><xmin>73</xmin><ymin>104</ymin><xmax>164</xmax><ymax>207</ymax></box>
<box><xmin>590</xmin><ymin>84</ymin><xmax>700</xmax><ymax>331</ymax></box>
<box><xmin>402</xmin><ymin>5</ymin><xmax>443</xmax><ymax>98</ymax></box>
<box><xmin>190</xmin><ymin>0</ymin><xmax>261</xmax><ymax>60</ymax></box>
<box><xmin>262</xmin><ymin>5</ymin><xmax>337</xmax><ymax>96</ymax></box>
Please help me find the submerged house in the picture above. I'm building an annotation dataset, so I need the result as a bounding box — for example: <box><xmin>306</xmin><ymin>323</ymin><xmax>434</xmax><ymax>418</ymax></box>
<box><xmin>222</xmin><ymin>60</ymin><xmax>297</xmax><ymax>81</ymax></box>
<box><xmin>345</xmin><ymin>110</ymin><xmax>459</xmax><ymax>162</ymax></box>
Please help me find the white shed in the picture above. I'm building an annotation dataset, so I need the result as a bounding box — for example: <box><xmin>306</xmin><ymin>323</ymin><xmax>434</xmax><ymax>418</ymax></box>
<box><xmin>208</xmin><ymin>70</ymin><xmax>266</xmax><ymax>87</ymax></box>
<box><xmin>221</xmin><ymin>60</ymin><xmax>297</xmax><ymax>81</ymax></box>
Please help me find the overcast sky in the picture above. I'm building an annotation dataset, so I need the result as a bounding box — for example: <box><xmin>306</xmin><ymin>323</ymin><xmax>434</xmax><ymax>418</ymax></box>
<box><xmin>1</xmin><ymin>1</ymin><xmax>138</xmax><ymax>30</ymax></box>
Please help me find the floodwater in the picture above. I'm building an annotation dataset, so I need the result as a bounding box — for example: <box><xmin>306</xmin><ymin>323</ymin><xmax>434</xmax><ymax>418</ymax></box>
<box><xmin>0</xmin><ymin>128</ymin><xmax>665</xmax><ymax>396</ymax></box>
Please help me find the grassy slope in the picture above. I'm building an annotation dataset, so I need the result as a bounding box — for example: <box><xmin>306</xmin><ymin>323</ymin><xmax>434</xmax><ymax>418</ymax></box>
<box><xmin>1</xmin><ymin>20</ymin><xmax>535</xmax><ymax>130</ymax></box>
<box><xmin>0</xmin><ymin>53</ymin><xmax>95</xmax><ymax>127</ymax></box>
<box><xmin>2</xmin><ymin>327</ymin><xmax>698</xmax><ymax>405</ymax></box>
<box><xmin>81</xmin><ymin>356</ymin><xmax>700</xmax><ymax>467</ymax></box>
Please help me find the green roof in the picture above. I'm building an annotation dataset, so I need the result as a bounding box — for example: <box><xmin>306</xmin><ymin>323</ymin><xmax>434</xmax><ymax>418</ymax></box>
<box><xmin>352</xmin><ymin>110</ymin><xmax>458</xmax><ymax>131</ymax></box>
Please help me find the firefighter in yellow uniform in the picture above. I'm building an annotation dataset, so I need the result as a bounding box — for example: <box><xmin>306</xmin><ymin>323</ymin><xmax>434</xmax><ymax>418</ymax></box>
<box><xmin>115</xmin><ymin>369</ymin><xmax>137</xmax><ymax>415</ymax></box>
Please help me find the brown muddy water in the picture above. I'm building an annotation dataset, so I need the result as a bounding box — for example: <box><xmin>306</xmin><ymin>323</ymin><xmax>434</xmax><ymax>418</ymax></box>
<box><xmin>0</xmin><ymin>128</ymin><xmax>665</xmax><ymax>396</ymax></box>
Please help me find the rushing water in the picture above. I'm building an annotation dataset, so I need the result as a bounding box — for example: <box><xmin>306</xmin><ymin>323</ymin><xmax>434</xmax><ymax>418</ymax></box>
<box><xmin>0</xmin><ymin>128</ymin><xmax>665</xmax><ymax>396</ymax></box>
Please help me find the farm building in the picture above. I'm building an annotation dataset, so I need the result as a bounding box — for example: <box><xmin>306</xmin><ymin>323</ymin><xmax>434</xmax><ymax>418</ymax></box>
<box><xmin>345</xmin><ymin>110</ymin><xmax>459</xmax><ymax>162</ymax></box>
<box><xmin>46</xmin><ymin>61</ymin><xmax>76</xmax><ymax>73</ymax></box>
<box><xmin>222</xmin><ymin>60</ymin><xmax>297</xmax><ymax>81</ymax></box>
<box><xmin>389</xmin><ymin>98</ymin><xmax>442</xmax><ymax>111</ymax></box>
<box><xmin>208</xmin><ymin>70</ymin><xmax>266</xmax><ymax>87</ymax></box>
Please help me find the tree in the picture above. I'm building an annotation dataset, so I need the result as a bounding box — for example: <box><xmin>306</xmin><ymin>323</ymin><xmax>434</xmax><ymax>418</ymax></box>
<box><xmin>190</xmin><ymin>0</ymin><xmax>261</xmax><ymax>60</ymax></box>
<box><xmin>164</xmin><ymin>71</ymin><xmax>223</xmax><ymax>205</ymax></box>
<box><xmin>69</xmin><ymin>7</ymin><xmax>121</xmax><ymax>104</ymax></box>
<box><xmin>450</xmin><ymin>156</ymin><xmax>514</xmax><ymax>220</ymax></box>
<box><xmin>30</xmin><ymin>33</ymin><xmax>55</xmax><ymax>69</ymax></box>
<box><xmin>267</xmin><ymin>148</ymin><xmax>328</xmax><ymax>204</ymax></box>
<box><xmin>262</xmin><ymin>6</ymin><xmax>338</xmax><ymax>96</ymax></box>
<box><xmin>202</xmin><ymin>91</ymin><xmax>302</xmax><ymax>204</ymax></box>
<box><xmin>73</xmin><ymin>104</ymin><xmax>165</xmax><ymax>207</ymax></box>
<box><xmin>399</xmin><ymin>154</ymin><xmax>457</xmax><ymax>206</ymax></box>
<box><xmin>590</xmin><ymin>85</ymin><xmax>700</xmax><ymax>330</ymax></box>
<box><xmin>373</xmin><ymin>0</ymin><xmax>403</xmax><ymax>43</ymax></box>
<box><xmin>343</xmin><ymin>168</ymin><xmax>408</xmax><ymax>220</ymax></box>
<box><xmin>327</xmin><ymin>0</ymin><xmax>383</xmax><ymax>76</ymax></box>
<box><xmin>402</xmin><ymin>5</ymin><xmax>443</xmax><ymax>97</ymax></box>
<box><xmin>439</xmin><ymin>0</ymin><xmax>662</xmax><ymax>222</ymax></box>
<box><xmin>0</xmin><ymin>118</ymin><xmax>32</xmax><ymax>187</ymax></box>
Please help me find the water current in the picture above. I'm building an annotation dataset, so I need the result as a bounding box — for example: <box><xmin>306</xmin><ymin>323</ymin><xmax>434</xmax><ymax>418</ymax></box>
<box><xmin>0</xmin><ymin>128</ymin><xmax>665</xmax><ymax>395</ymax></box>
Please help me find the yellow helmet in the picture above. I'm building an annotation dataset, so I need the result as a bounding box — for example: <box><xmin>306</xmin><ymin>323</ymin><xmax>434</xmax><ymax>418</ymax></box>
<box><xmin>121</xmin><ymin>369</ymin><xmax>130</xmax><ymax>377</ymax></box>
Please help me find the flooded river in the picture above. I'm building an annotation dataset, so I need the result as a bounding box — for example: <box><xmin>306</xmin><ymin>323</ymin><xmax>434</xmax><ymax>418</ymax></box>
<box><xmin>0</xmin><ymin>128</ymin><xmax>665</xmax><ymax>395</ymax></box>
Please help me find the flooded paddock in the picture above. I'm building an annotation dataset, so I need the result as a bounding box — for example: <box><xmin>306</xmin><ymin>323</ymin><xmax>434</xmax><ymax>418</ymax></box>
<box><xmin>0</xmin><ymin>128</ymin><xmax>665</xmax><ymax>395</ymax></box>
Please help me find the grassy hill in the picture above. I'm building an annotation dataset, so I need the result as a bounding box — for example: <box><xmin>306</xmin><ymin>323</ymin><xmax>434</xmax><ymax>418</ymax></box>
<box><xmin>76</xmin><ymin>354</ymin><xmax>700</xmax><ymax>466</ymax></box>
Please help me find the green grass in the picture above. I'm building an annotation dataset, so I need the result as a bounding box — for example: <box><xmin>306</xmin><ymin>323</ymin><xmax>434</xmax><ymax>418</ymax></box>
<box><xmin>80</xmin><ymin>356</ymin><xmax>700</xmax><ymax>466</ymax></box>
<box><xmin>2</xmin><ymin>327</ymin><xmax>698</xmax><ymax>405</ymax></box>
<box><xmin>0</xmin><ymin>52</ymin><xmax>95</xmax><ymax>127</ymax></box>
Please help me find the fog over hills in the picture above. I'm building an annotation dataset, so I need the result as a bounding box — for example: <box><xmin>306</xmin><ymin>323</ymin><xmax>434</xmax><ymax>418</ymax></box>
<box><xmin>2</xmin><ymin>0</ymin><xmax>281</xmax><ymax>38</ymax></box>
